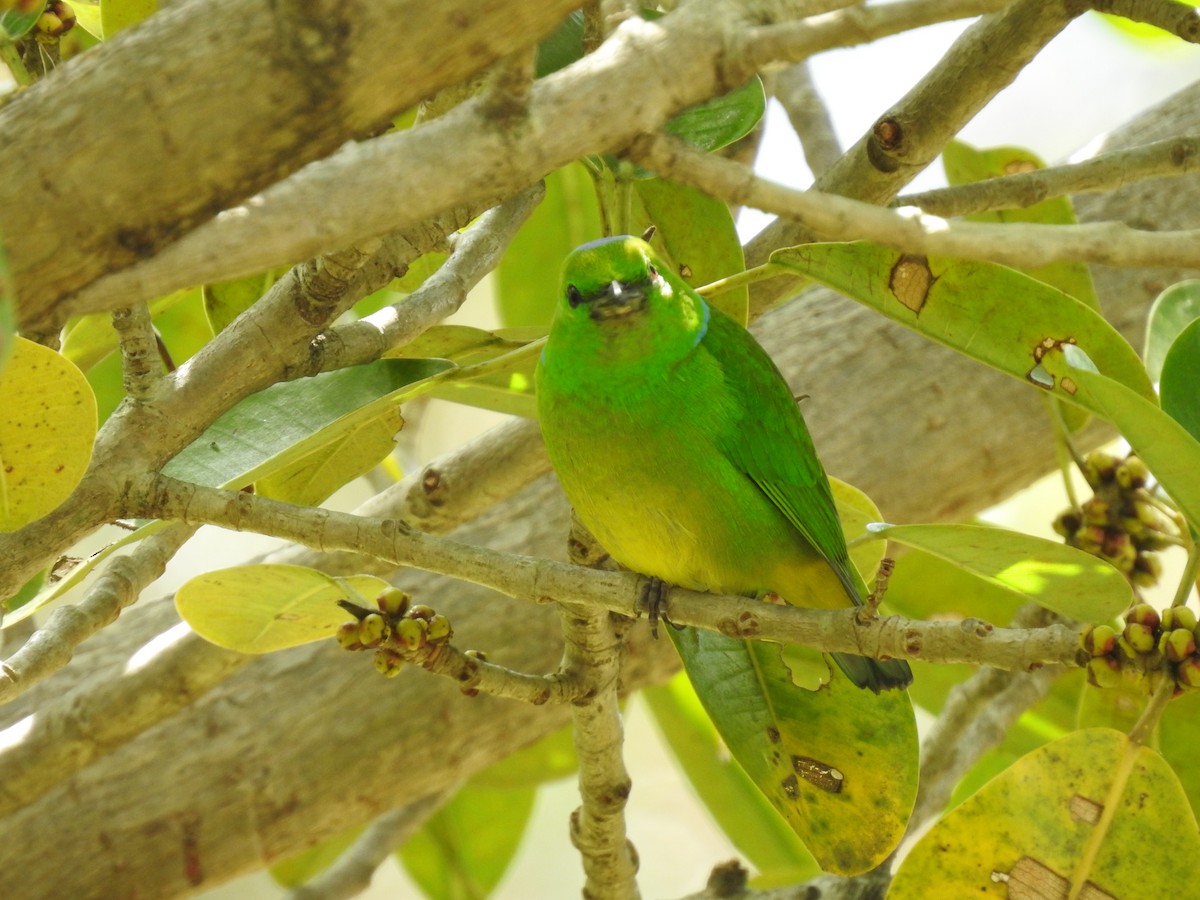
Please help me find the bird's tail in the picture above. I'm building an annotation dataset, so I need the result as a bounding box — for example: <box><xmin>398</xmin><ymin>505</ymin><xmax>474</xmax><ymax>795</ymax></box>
<box><xmin>832</xmin><ymin>652</ymin><xmax>913</xmax><ymax>693</ymax></box>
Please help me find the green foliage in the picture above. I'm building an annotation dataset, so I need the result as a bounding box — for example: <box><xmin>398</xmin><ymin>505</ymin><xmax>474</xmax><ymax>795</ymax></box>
<box><xmin>399</xmin><ymin>783</ymin><xmax>536</xmax><ymax>900</ymax></box>
<box><xmin>98</xmin><ymin>0</ymin><xmax>154</xmax><ymax>37</ymax></box>
<box><xmin>1159</xmin><ymin>316</ymin><xmax>1200</xmax><ymax>443</ymax></box>
<box><xmin>644</xmin><ymin>675</ymin><xmax>818</xmax><ymax>886</ymax></box>
<box><xmin>669</xmin><ymin>626</ymin><xmax>917</xmax><ymax>876</ymax></box>
<box><xmin>867</xmin><ymin>523</ymin><xmax>1132</xmax><ymax>623</ymax></box>
<box><xmin>1144</xmin><ymin>279</ymin><xmax>1200</xmax><ymax>382</ymax></box>
<box><xmin>163</xmin><ymin>359</ymin><xmax>449</xmax><ymax>489</ymax></box>
<box><xmin>494</xmin><ymin>164</ymin><xmax>603</xmax><ymax>328</ymax></box>
<box><xmin>942</xmin><ymin>140</ymin><xmax>1098</xmax><ymax>309</ymax></box>
<box><xmin>770</xmin><ymin>242</ymin><xmax>1154</xmax><ymax>407</ymax></box>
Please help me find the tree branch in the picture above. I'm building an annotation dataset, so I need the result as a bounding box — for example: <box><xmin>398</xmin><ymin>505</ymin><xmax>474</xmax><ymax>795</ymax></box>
<box><xmin>0</xmin><ymin>522</ymin><xmax>196</xmax><ymax>707</ymax></box>
<box><xmin>770</xmin><ymin>61</ymin><xmax>842</xmax><ymax>179</ymax></box>
<box><xmin>57</xmin><ymin>0</ymin><xmax>1008</xmax><ymax>324</ymax></box>
<box><xmin>284</xmin><ymin>798</ymin><xmax>447</xmax><ymax>900</ymax></box>
<box><xmin>126</xmin><ymin>473</ymin><xmax>1084</xmax><ymax>673</ymax></box>
<box><xmin>631</xmin><ymin>132</ymin><xmax>1200</xmax><ymax>268</ymax></box>
<box><xmin>746</xmin><ymin>0</ymin><xmax>1084</xmax><ymax>312</ymax></box>
<box><xmin>0</xmin><ymin>0</ymin><xmax>579</xmax><ymax>329</ymax></box>
<box><xmin>895</xmin><ymin>136</ymin><xmax>1200</xmax><ymax>218</ymax></box>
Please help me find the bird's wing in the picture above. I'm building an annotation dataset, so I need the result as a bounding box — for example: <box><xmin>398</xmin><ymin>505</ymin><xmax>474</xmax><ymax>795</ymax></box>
<box><xmin>705</xmin><ymin>310</ymin><xmax>863</xmax><ymax>604</ymax></box>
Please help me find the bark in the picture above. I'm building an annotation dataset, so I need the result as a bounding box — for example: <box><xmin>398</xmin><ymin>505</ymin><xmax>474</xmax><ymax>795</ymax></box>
<box><xmin>0</xmin><ymin>0</ymin><xmax>578</xmax><ymax>329</ymax></box>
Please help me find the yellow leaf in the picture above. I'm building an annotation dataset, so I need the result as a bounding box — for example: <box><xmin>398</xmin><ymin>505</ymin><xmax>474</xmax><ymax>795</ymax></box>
<box><xmin>891</xmin><ymin>728</ymin><xmax>1200</xmax><ymax>898</ymax></box>
<box><xmin>176</xmin><ymin>564</ymin><xmax>391</xmax><ymax>653</ymax></box>
<box><xmin>0</xmin><ymin>337</ymin><xmax>97</xmax><ymax>531</ymax></box>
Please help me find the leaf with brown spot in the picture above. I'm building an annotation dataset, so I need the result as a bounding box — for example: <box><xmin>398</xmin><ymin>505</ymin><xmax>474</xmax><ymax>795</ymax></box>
<box><xmin>770</xmin><ymin>243</ymin><xmax>1154</xmax><ymax>408</ymax></box>
<box><xmin>890</xmin><ymin>729</ymin><xmax>1199</xmax><ymax>899</ymax></box>
<box><xmin>0</xmin><ymin>338</ymin><xmax>97</xmax><ymax>532</ymax></box>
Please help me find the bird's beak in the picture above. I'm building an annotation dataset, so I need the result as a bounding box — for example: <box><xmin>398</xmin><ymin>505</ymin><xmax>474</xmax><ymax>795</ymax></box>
<box><xmin>588</xmin><ymin>280</ymin><xmax>647</xmax><ymax>321</ymax></box>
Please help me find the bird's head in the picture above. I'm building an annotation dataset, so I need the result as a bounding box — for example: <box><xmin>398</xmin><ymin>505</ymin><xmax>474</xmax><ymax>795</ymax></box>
<box><xmin>546</xmin><ymin>235</ymin><xmax>709</xmax><ymax>372</ymax></box>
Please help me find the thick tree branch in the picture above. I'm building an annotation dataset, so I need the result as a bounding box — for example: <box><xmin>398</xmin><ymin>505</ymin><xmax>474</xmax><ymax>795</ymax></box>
<box><xmin>58</xmin><ymin>0</ymin><xmax>1007</xmax><ymax>324</ymax></box>
<box><xmin>0</xmin><ymin>0</ymin><xmax>579</xmax><ymax>328</ymax></box>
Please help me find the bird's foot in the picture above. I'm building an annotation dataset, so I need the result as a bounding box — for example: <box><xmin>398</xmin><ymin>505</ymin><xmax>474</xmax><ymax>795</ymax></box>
<box><xmin>639</xmin><ymin>577</ymin><xmax>674</xmax><ymax>639</ymax></box>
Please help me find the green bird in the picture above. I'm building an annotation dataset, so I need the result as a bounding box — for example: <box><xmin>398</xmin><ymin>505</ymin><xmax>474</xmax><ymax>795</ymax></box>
<box><xmin>535</xmin><ymin>235</ymin><xmax>911</xmax><ymax>692</ymax></box>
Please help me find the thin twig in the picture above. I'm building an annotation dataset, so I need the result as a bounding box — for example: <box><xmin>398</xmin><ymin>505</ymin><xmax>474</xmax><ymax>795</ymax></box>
<box><xmin>285</xmin><ymin>798</ymin><xmax>448</xmax><ymax>900</ymax></box>
<box><xmin>320</xmin><ymin>185</ymin><xmax>544</xmax><ymax>371</ymax></box>
<box><xmin>896</xmin><ymin>136</ymin><xmax>1200</xmax><ymax>218</ymax></box>
<box><xmin>771</xmin><ymin>61</ymin><xmax>842</xmax><ymax>179</ymax></box>
<box><xmin>631</xmin><ymin>132</ymin><xmax>1200</xmax><ymax>270</ymax></box>
<box><xmin>0</xmin><ymin>523</ymin><xmax>197</xmax><ymax>707</ymax></box>
<box><xmin>127</xmin><ymin>474</ymin><xmax>1086</xmax><ymax>673</ymax></box>
<box><xmin>561</xmin><ymin>519</ymin><xmax>639</xmax><ymax>899</ymax></box>
<box><xmin>110</xmin><ymin>303</ymin><xmax>162</xmax><ymax>400</ymax></box>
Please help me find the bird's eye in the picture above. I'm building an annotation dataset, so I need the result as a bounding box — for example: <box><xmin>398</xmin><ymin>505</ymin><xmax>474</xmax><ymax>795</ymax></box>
<box><xmin>567</xmin><ymin>284</ymin><xmax>583</xmax><ymax>308</ymax></box>
<box><xmin>647</xmin><ymin>264</ymin><xmax>658</xmax><ymax>280</ymax></box>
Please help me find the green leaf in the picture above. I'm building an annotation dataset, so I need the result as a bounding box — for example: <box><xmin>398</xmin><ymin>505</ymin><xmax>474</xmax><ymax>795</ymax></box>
<box><xmin>868</xmin><ymin>523</ymin><xmax>1133</xmax><ymax>624</ymax></box>
<box><xmin>770</xmin><ymin>243</ymin><xmax>1156</xmax><ymax>409</ymax></box>
<box><xmin>643</xmin><ymin>674</ymin><xmax>817</xmax><ymax>886</ymax></box>
<box><xmin>1040</xmin><ymin>354</ymin><xmax>1200</xmax><ymax>532</ymax></box>
<box><xmin>469</xmin><ymin>722</ymin><xmax>577</xmax><ymax>790</ymax></box>
<box><xmin>1158</xmin><ymin>689</ymin><xmax>1200</xmax><ymax>816</ymax></box>
<box><xmin>494</xmin><ymin>163</ymin><xmax>603</xmax><ymax>328</ymax></box>
<box><xmin>270</xmin><ymin>823</ymin><xmax>366</xmax><ymax>888</ymax></box>
<box><xmin>176</xmin><ymin>564</ymin><xmax>390</xmax><ymax>653</ymax></box>
<box><xmin>1159</xmin><ymin>316</ymin><xmax>1200</xmax><ymax>443</ymax></box>
<box><xmin>99</xmin><ymin>0</ymin><xmax>155</xmax><ymax>36</ymax></box>
<box><xmin>830</xmin><ymin>477</ymin><xmax>885</xmax><ymax>596</ymax></box>
<box><xmin>942</xmin><ymin>141</ymin><xmax>1098</xmax><ymax>309</ymax></box>
<box><xmin>665</xmin><ymin>76</ymin><xmax>765</xmax><ymax>153</ymax></box>
<box><xmin>428</xmin><ymin>355</ymin><xmax>539</xmax><ymax>418</ymax></box>
<box><xmin>164</xmin><ymin>359</ymin><xmax>451</xmax><ymax>488</ymax></box>
<box><xmin>256</xmin><ymin>406</ymin><xmax>403</xmax><ymax>507</ymax></box>
<box><xmin>669</xmin><ymin>628</ymin><xmax>917</xmax><ymax>875</ymax></box>
<box><xmin>202</xmin><ymin>270</ymin><xmax>282</xmax><ymax>335</ymax></box>
<box><xmin>1095</xmin><ymin>3</ymin><xmax>1200</xmax><ymax>44</ymax></box>
<box><xmin>890</xmin><ymin>728</ymin><xmax>1200</xmax><ymax>899</ymax></box>
<box><xmin>634</xmin><ymin>177</ymin><xmax>748</xmax><ymax>325</ymax></box>
<box><xmin>0</xmin><ymin>337</ymin><xmax>98</xmax><ymax>531</ymax></box>
<box><xmin>0</xmin><ymin>6</ymin><xmax>41</xmax><ymax>40</ymax></box>
<box><xmin>1145</xmin><ymin>279</ymin><xmax>1200</xmax><ymax>382</ymax></box>
<box><xmin>64</xmin><ymin>1</ymin><xmax>102</xmax><ymax>39</ymax></box>
<box><xmin>2</xmin><ymin>568</ymin><xmax>45</xmax><ymax>614</ymax></box>
<box><xmin>399</xmin><ymin>783</ymin><xmax>536</xmax><ymax>900</ymax></box>
<box><xmin>387</xmin><ymin>324</ymin><xmax>542</xmax><ymax>365</ymax></box>
<box><xmin>535</xmin><ymin>9</ymin><xmax>583</xmax><ymax>77</ymax></box>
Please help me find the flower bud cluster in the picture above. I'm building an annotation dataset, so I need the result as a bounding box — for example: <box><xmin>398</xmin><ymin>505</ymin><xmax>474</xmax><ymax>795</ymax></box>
<box><xmin>1053</xmin><ymin>452</ymin><xmax>1177</xmax><ymax>587</ymax></box>
<box><xmin>1079</xmin><ymin>604</ymin><xmax>1200</xmax><ymax>695</ymax></box>
<box><xmin>335</xmin><ymin>587</ymin><xmax>453</xmax><ymax>678</ymax></box>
